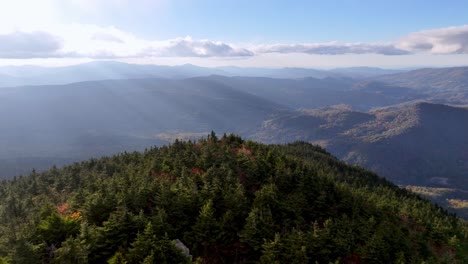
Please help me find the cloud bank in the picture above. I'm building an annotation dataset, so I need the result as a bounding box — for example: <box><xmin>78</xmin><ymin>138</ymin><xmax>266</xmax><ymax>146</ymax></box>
<box><xmin>0</xmin><ymin>31</ymin><xmax>63</xmax><ymax>58</ymax></box>
<box><xmin>398</xmin><ymin>25</ymin><xmax>468</xmax><ymax>54</ymax></box>
<box><xmin>0</xmin><ymin>25</ymin><xmax>252</xmax><ymax>59</ymax></box>
<box><xmin>257</xmin><ymin>42</ymin><xmax>409</xmax><ymax>55</ymax></box>
<box><xmin>144</xmin><ymin>37</ymin><xmax>254</xmax><ymax>57</ymax></box>
<box><xmin>0</xmin><ymin>24</ymin><xmax>467</xmax><ymax>59</ymax></box>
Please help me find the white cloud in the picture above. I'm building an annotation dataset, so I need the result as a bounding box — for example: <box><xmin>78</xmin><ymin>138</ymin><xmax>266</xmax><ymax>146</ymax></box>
<box><xmin>0</xmin><ymin>25</ymin><xmax>254</xmax><ymax>59</ymax></box>
<box><xmin>258</xmin><ymin>25</ymin><xmax>468</xmax><ymax>56</ymax></box>
<box><xmin>1</xmin><ymin>24</ymin><xmax>468</xmax><ymax>60</ymax></box>
<box><xmin>91</xmin><ymin>32</ymin><xmax>124</xmax><ymax>43</ymax></box>
<box><xmin>257</xmin><ymin>42</ymin><xmax>409</xmax><ymax>55</ymax></box>
<box><xmin>398</xmin><ymin>25</ymin><xmax>468</xmax><ymax>54</ymax></box>
<box><xmin>143</xmin><ymin>37</ymin><xmax>254</xmax><ymax>57</ymax></box>
<box><xmin>257</xmin><ymin>25</ymin><xmax>468</xmax><ymax>56</ymax></box>
<box><xmin>0</xmin><ymin>31</ymin><xmax>63</xmax><ymax>58</ymax></box>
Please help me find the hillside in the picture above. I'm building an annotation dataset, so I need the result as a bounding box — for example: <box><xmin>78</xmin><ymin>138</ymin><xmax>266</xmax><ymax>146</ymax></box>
<box><xmin>405</xmin><ymin>186</ymin><xmax>468</xmax><ymax>220</ymax></box>
<box><xmin>255</xmin><ymin>101</ymin><xmax>468</xmax><ymax>218</ymax></box>
<box><xmin>0</xmin><ymin>78</ymin><xmax>285</xmax><ymax>178</ymax></box>
<box><xmin>0</xmin><ymin>134</ymin><xmax>466</xmax><ymax>263</ymax></box>
<box><xmin>255</xmin><ymin>103</ymin><xmax>468</xmax><ymax>188</ymax></box>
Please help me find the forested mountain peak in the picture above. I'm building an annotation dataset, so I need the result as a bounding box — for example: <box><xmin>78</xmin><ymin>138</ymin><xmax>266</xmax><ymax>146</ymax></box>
<box><xmin>0</xmin><ymin>134</ymin><xmax>467</xmax><ymax>263</ymax></box>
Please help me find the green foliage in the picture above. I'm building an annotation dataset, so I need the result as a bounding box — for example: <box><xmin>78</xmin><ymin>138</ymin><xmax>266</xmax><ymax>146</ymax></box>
<box><xmin>107</xmin><ymin>251</ymin><xmax>126</xmax><ymax>264</ymax></box>
<box><xmin>52</xmin><ymin>237</ymin><xmax>87</xmax><ymax>264</ymax></box>
<box><xmin>36</xmin><ymin>211</ymin><xmax>80</xmax><ymax>246</ymax></box>
<box><xmin>0</xmin><ymin>134</ymin><xmax>466</xmax><ymax>263</ymax></box>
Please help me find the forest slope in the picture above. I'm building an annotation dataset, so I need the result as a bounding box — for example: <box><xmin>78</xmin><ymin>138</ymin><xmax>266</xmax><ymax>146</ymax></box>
<box><xmin>0</xmin><ymin>135</ymin><xmax>466</xmax><ymax>263</ymax></box>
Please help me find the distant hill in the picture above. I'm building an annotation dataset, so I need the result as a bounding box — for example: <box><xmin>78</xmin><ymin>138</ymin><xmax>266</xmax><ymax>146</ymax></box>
<box><xmin>0</xmin><ymin>62</ymin><xmax>228</xmax><ymax>87</ymax></box>
<box><xmin>217</xmin><ymin>66</ymin><xmax>331</xmax><ymax>79</ymax></box>
<box><xmin>0</xmin><ymin>135</ymin><xmax>466</xmax><ymax>263</ymax></box>
<box><xmin>0</xmin><ymin>77</ymin><xmax>285</xmax><ymax>178</ymax></box>
<box><xmin>217</xmin><ymin>66</ymin><xmax>401</xmax><ymax>79</ymax></box>
<box><xmin>191</xmin><ymin>75</ymin><xmax>422</xmax><ymax>111</ymax></box>
<box><xmin>329</xmin><ymin>66</ymin><xmax>404</xmax><ymax>78</ymax></box>
<box><xmin>371</xmin><ymin>66</ymin><xmax>468</xmax><ymax>104</ymax></box>
<box><xmin>375</xmin><ymin>66</ymin><xmax>468</xmax><ymax>90</ymax></box>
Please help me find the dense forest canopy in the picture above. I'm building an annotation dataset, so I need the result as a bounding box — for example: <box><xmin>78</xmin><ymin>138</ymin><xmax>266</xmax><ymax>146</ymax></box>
<box><xmin>0</xmin><ymin>133</ymin><xmax>467</xmax><ymax>263</ymax></box>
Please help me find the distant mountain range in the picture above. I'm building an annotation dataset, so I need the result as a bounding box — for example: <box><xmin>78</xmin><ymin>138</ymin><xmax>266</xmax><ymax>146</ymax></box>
<box><xmin>370</xmin><ymin>66</ymin><xmax>468</xmax><ymax>105</ymax></box>
<box><xmin>375</xmin><ymin>66</ymin><xmax>468</xmax><ymax>91</ymax></box>
<box><xmin>0</xmin><ymin>68</ymin><xmax>467</xmax><ymax>176</ymax></box>
<box><xmin>0</xmin><ymin>61</ymin><xmax>405</xmax><ymax>87</ymax></box>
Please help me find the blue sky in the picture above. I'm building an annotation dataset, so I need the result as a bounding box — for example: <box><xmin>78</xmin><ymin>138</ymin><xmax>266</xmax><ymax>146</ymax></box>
<box><xmin>0</xmin><ymin>0</ymin><xmax>467</xmax><ymax>68</ymax></box>
<box><xmin>60</xmin><ymin>0</ymin><xmax>467</xmax><ymax>42</ymax></box>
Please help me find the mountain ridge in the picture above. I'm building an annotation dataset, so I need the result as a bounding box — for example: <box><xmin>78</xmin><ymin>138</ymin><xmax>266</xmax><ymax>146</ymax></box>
<box><xmin>0</xmin><ymin>135</ymin><xmax>466</xmax><ymax>263</ymax></box>
<box><xmin>0</xmin><ymin>61</ymin><xmax>408</xmax><ymax>88</ymax></box>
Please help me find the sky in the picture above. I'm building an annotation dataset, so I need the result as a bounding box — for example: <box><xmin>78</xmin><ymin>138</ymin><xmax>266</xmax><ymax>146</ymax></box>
<box><xmin>0</xmin><ymin>0</ymin><xmax>467</xmax><ymax>68</ymax></box>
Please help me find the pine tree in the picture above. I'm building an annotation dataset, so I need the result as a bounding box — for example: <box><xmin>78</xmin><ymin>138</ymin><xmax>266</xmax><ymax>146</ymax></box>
<box><xmin>190</xmin><ymin>199</ymin><xmax>218</xmax><ymax>257</ymax></box>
